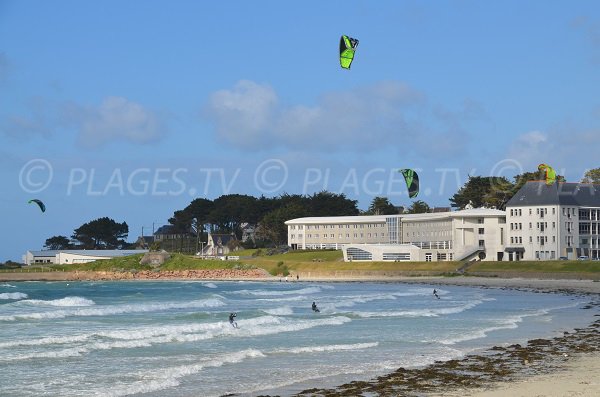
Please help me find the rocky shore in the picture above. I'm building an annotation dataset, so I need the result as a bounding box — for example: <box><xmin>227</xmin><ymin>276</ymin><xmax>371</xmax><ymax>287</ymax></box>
<box><xmin>0</xmin><ymin>268</ymin><xmax>273</xmax><ymax>282</ymax></box>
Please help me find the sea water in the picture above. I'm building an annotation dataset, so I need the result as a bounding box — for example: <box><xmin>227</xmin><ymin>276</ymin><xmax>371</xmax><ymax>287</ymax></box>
<box><xmin>0</xmin><ymin>280</ymin><xmax>597</xmax><ymax>397</ymax></box>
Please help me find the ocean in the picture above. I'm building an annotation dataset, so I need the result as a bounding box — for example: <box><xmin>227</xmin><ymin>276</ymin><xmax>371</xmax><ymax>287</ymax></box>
<box><xmin>0</xmin><ymin>280</ymin><xmax>596</xmax><ymax>397</ymax></box>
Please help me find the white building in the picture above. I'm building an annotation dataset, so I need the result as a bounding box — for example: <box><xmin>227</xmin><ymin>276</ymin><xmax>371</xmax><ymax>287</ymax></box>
<box><xmin>505</xmin><ymin>181</ymin><xmax>600</xmax><ymax>260</ymax></box>
<box><xmin>285</xmin><ymin>208</ymin><xmax>507</xmax><ymax>262</ymax></box>
<box><xmin>22</xmin><ymin>250</ymin><xmax>147</xmax><ymax>266</ymax></box>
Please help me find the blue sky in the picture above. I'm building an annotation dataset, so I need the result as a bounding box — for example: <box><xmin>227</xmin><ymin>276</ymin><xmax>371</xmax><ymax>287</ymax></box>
<box><xmin>1</xmin><ymin>0</ymin><xmax>600</xmax><ymax>261</ymax></box>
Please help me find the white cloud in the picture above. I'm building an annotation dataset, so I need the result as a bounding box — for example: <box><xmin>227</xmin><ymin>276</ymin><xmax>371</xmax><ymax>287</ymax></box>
<box><xmin>2</xmin><ymin>96</ymin><xmax>166</xmax><ymax>147</ymax></box>
<box><xmin>507</xmin><ymin>125</ymin><xmax>600</xmax><ymax>178</ymax></box>
<box><xmin>67</xmin><ymin>96</ymin><xmax>166</xmax><ymax>147</ymax></box>
<box><xmin>204</xmin><ymin>80</ymin><xmax>479</xmax><ymax>158</ymax></box>
<box><xmin>507</xmin><ymin>130</ymin><xmax>552</xmax><ymax>170</ymax></box>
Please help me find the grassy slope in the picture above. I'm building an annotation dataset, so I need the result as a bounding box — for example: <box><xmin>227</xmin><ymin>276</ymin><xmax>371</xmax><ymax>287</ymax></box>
<box><xmin>19</xmin><ymin>250</ymin><xmax>600</xmax><ymax>276</ymax></box>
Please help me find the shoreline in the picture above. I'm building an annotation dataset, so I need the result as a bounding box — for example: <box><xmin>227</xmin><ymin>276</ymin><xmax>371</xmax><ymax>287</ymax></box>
<box><xmin>2</xmin><ymin>272</ymin><xmax>599</xmax><ymax>396</ymax></box>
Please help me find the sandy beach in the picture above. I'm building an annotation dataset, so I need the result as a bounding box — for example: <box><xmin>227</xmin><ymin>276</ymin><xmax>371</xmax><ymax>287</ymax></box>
<box><xmin>2</xmin><ymin>271</ymin><xmax>599</xmax><ymax>396</ymax></box>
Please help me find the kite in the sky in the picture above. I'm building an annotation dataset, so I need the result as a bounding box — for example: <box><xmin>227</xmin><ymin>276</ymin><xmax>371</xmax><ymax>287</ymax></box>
<box><xmin>400</xmin><ymin>169</ymin><xmax>419</xmax><ymax>199</ymax></box>
<box><xmin>538</xmin><ymin>164</ymin><xmax>556</xmax><ymax>186</ymax></box>
<box><xmin>28</xmin><ymin>199</ymin><xmax>46</xmax><ymax>213</ymax></box>
<box><xmin>340</xmin><ymin>35</ymin><xmax>359</xmax><ymax>69</ymax></box>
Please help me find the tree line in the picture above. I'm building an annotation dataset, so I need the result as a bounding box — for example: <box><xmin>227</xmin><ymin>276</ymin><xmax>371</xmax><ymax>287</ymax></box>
<box><xmin>43</xmin><ymin>167</ymin><xmax>600</xmax><ymax>251</ymax></box>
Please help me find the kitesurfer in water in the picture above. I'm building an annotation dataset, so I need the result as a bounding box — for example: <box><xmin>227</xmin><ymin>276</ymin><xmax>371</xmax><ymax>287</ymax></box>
<box><xmin>433</xmin><ymin>289</ymin><xmax>440</xmax><ymax>299</ymax></box>
<box><xmin>312</xmin><ymin>302</ymin><xmax>320</xmax><ymax>312</ymax></box>
<box><xmin>229</xmin><ymin>312</ymin><xmax>238</xmax><ymax>328</ymax></box>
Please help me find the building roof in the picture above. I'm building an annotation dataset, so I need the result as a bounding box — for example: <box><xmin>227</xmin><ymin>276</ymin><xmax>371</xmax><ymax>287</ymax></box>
<box><xmin>28</xmin><ymin>249</ymin><xmax>147</xmax><ymax>257</ymax></box>
<box><xmin>208</xmin><ymin>233</ymin><xmax>237</xmax><ymax>246</ymax></box>
<box><xmin>506</xmin><ymin>181</ymin><xmax>600</xmax><ymax>207</ymax></box>
<box><xmin>285</xmin><ymin>208</ymin><xmax>506</xmax><ymax>225</ymax></box>
<box><xmin>285</xmin><ymin>215</ymin><xmax>389</xmax><ymax>225</ymax></box>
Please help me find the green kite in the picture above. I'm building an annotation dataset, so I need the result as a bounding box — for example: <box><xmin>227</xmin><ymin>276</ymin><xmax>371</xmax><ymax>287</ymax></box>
<box><xmin>340</xmin><ymin>35</ymin><xmax>359</xmax><ymax>69</ymax></box>
<box><xmin>400</xmin><ymin>169</ymin><xmax>419</xmax><ymax>199</ymax></box>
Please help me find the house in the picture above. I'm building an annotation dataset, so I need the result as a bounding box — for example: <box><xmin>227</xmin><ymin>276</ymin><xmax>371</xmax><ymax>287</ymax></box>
<box><xmin>202</xmin><ymin>233</ymin><xmax>240</xmax><ymax>257</ymax></box>
<box><xmin>22</xmin><ymin>249</ymin><xmax>147</xmax><ymax>265</ymax></box>
<box><xmin>153</xmin><ymin>225</ymin><xmax>191</xmax><ymax>241</ymax></box>
<box><xmin>240</xmin><ymin>223</ymin><xmax>256</xmax><ymax>243</ymax></box>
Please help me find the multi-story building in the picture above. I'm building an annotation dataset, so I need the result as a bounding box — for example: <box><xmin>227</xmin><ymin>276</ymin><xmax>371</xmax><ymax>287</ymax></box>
<box><xmin>286</xmin><ymin>181</ymin><xmax>600</xmax><ymax>262</ymax></box>
<box><xmin>285</xmin><ymin>208</ymin><xmax>506</xmax><ymax>262</ymax></box>
<box><xmin>505</xmin><ymin>181</ymin><xmax>600</xmax><ymax>260</ymax></box>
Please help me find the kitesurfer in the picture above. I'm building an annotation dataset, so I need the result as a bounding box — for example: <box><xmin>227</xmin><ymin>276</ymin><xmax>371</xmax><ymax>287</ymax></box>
<box><xmin>229</xmin><ymin>312</ymin><xmax>238</xmax><ymax>328</ymax></box>
<box><xmin>312</xmin><ymin>302</ymin><xmax>320</xmax><ymax>312</ymax></box>
<box><xmin>433</xmin><ymin>289</ymin><xmax>440</xmax><ymax>299</ymax></box>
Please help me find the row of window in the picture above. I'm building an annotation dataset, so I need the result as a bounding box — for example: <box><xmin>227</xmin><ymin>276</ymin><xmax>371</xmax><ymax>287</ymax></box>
<box><xmin>510</xmin><ymin>235</ymin><xmax>557</xmax><ymax>244</ymax></box>
<box><xmin>290</xmin><ymin>223</ymin><xmax>385</xmax><ymax>230</ymax></box>
<box><xmin>406</xmin><ymin>230</ymin><xmax>452</xmax><ymax>237</ymax></box>
<box><xmin>292</xmin><ymin>233</ymin><xmax>386</xmax><ymax>240</ymax></box>
<box><xmin>508</xmin><ymin>207</ymin><xmax>584</xmax><ymax>218</ymax></box>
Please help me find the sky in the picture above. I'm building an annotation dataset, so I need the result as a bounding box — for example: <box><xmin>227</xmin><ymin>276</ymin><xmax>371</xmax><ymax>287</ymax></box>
<box><xmin>1</xmin><ymin>0</ymin><xmax>600</xmax><ymax>261</ymax></box>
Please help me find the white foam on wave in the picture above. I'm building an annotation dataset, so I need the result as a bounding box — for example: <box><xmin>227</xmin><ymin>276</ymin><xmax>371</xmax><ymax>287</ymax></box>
<box><xmin>1</xmin><ymin>315</ymin><xmax>353</xmax><ymax>361</ymax></box>
<box><xmin>203</xmin><ymin>282</ymin><xmax>218</xmax><ymax>289</ymax></box>
<box><xmin>1</xmin><ymin>283</ymin><xmax>16</xmax><ymax>288</ymax></box>
<box><xmin>0</xmin><ymin>297</ymin><xmax>225</xmax><ymax>322</ymax></box>
<box><xmin>275</xmin><ymin>342</ymin><xmax>379</xmax><ymax>354</ymax></box>
<box><xmin>0</xmin><ymin>292</ymin><xmax>28</xmax><ymax>300</ymax></box>
<box><xmin>0</xmin><ymin>334</ymin><xmax>91</xmax><ymax>349</ymax></box>
<box><xmin>96</xmin><ymin>349</ymin><xmax>266</xmax><ymax>397</ymax></box>
<box><xmin>23</xmin><ymin>296</ymin><xmax>96</xmax><ymax>307</ymax></box>
<box><xmin>233</xmin><ymin>286</ymin><xmax>322</xmax><ymax>296</ymax></box>
<box><xmin>427</xmin><ymin>303</ymin><xmax>577</xmax><ymax>345</ymax></box>
<box><xmin>350</xmin><ymin>299</ymin><xmax>486</xmax><ymax>318</ymax></box>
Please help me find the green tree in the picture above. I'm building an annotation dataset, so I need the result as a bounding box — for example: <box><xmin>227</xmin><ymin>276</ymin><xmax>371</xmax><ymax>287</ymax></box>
<box><xmin>257</xmin><ymin>204</ymin><xmax>308</xmax><ymax>245</ymax></box>
<box><xmin>407</xmin><ymin>200</ymin><xmax>430</xmax><ymax>214</ymax></box>
<box><xmin>450</xmin><ymin>176</ymin><xmax>514</xmax><ymax>210</ymax></box>
<box><xmin>71</xmin><ymin>217</ymin><xmax>129</xmax><ymax>249</ymax></box>
<box><xmin>365</xmin><ymin>196</ymin><xmax>398</xmax><ymax>215</ymax></box>
<box><xmin>308</xmin><ymin>191</ymin><xmax>359</xmax><ymax>216</ymax></box>
<box><xmin>208</xmin><ymin>194</ymin><xmax>259</xmax><ymax>237</ymax></box>
<box><xmin>44</xmin><ymin>235</ymin><xmax>72</xmax><ymax>250</ymax></box>
<box><xmin>581</xmin><ymin>168</ymin><xmax>600</xmax><ymax>184</ymax></box>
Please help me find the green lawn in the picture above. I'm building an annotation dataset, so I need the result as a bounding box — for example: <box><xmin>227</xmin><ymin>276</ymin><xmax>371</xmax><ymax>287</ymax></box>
<box><xmin>468</xmin><ymin>260</ymin><xmax>600</xmax><ymax>273</ymax></box>
<box><xmin>10</xmin><ymin>250</ymin><xmax>600</xmax><ymax>276</ymax></box>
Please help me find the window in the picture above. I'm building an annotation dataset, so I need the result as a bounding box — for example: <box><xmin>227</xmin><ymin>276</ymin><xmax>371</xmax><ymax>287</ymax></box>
<box><xmin>519</xmin><ymin>209</ymin><xmax>522</xmax><ymax>216</ymax></box>
<box><xmin>383</xmin><ymin>253</ymin><xmax>410</xmax><ymax>261</ymax></box>
<box><xmin>479</xmin><ymin>239</ymin><xmax>485</xmax><ymax>247</ymax></box>
<box><xmin>478</xmin><ymin>218</ymin><xmax>484</xmax><ymax>224</ymax></box>
<box><xmin>478</xmin><ymin>228</ymin><xmax>484</xmax><ymax>234</ymax></box>
<box><xmin>346</xmin><ymin>247</ymin><xmax>372</xmax><ymax>261</ymax></box>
